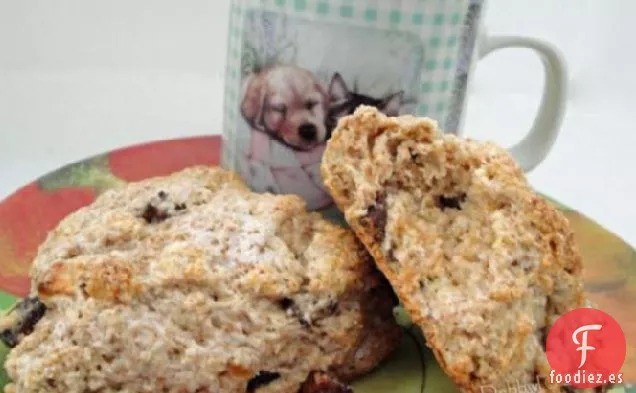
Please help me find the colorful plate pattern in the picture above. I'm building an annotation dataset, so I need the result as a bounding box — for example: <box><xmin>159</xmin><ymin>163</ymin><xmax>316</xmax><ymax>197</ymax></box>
<box><xmin>0</xmin><ymin>136</ymin><xmax>634</xmax><ymax>392</ymax></box>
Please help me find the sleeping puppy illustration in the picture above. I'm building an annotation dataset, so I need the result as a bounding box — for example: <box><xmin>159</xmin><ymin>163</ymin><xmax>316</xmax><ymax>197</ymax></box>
<box><xmin>241</xmin><ymin>65</ymin><xmax>330</xmax><ymax>151</ymax></box>
<box><xmin>326</xmin><ymin>72</ymin><xmax>404</xmax><ymax>132</ymax></box>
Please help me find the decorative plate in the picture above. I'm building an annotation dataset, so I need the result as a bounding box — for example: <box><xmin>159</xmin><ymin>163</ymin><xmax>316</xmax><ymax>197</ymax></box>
<box><xmin>0</xmin><ymin>136</ymin><xmax>634</xmax><ymax>392</ymax></box>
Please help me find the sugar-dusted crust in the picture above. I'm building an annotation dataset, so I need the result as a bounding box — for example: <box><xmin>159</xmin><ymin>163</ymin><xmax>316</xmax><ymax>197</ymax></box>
<box><xmin>5</xmin><ymin>166</ymin><xmax>401</xmax><ymax>393</ymax></box>
<box><xmin>321</xmin><ymin>106</ymin><xmax>587</xmax><ymax>393</ymax></box>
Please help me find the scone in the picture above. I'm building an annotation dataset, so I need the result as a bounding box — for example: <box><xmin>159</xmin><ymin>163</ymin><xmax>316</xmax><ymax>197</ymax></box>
<box><xmin>2</xmin><ymin>166</ymin><xmax>401</xmax><ymax>393</ymax></box>
<box><xmin>320</xmin><ymin>106</ymin><xmax>586</xmax><ymax>393</ymax></box>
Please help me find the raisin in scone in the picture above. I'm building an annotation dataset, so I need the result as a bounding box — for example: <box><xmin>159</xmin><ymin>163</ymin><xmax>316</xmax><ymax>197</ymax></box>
<box><xmin>2</xmin><ymin>166</ymin><xmax>401</xmax><ymax>393</ymax></box>
<box><xmin>320</xmin><ymin>106</ymin><xmax>586</xmax><ymax>393</ymax></box>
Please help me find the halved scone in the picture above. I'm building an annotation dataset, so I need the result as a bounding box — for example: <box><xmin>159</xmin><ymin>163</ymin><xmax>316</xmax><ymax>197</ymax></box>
<box><xmin>321</xmin><ymin>106</ymin><xmax>587</xmax><ymax>393</ymax></box>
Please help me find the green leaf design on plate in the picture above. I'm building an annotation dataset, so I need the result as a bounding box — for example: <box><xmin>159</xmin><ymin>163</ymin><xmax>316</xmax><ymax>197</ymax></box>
<box><xmin>393</xmin><ymin>305</ymin><xmax>414</xmax><ymax>328</ymax></box>
<box><xmin>38</xmin><ymin>154</ymin><xmax>125</xmax><ymax>194</ymax></box>
<box><xmin>0</xmin><ymin>293</ymin><xmax>16</xmax><ymax>311</ymax></box>
<box><xmin>353</xmin><ymin>327</ymin><xmax>460</xmax><ymax>393</ymax></box>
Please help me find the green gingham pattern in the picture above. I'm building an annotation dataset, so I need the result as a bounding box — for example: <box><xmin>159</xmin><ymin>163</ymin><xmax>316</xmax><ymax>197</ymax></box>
<box><xmin>223</xmin><ymin>0</ymin><xmax>470</xmax><ymax>161</ymax></box>
<box><xmin>221</xmin><ymin>2</ymin><xmax>243</xmax><ymax>169</ymax></box>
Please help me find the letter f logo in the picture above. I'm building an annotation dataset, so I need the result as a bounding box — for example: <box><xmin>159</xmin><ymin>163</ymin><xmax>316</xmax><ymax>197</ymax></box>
<box><xmin>572</xmin><ymin>324</ymin><xmax>603</xmax><ymax>368</ymax></box>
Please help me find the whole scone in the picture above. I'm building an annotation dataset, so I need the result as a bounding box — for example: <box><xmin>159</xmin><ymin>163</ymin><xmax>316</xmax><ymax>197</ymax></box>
<box><xmin>320</xmin><ymin>107</ymin><xmax>587</xmax><ymax>393</ymax></box>
<box><xmin>3</xmin><ymin>166</ymin><xmax>401</xmax><ymax>393</ymax></box>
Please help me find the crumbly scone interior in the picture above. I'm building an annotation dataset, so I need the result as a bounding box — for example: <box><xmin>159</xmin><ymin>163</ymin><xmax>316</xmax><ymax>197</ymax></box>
<box><xmin>321</xmin><ymin>107</ymin><xmax>586</xmax><ymax>392</ymax></box>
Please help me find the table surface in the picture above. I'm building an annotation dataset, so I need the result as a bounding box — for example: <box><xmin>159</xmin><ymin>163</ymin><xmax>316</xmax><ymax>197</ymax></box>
<box><xmin>1</xmin><ymin>0</ymin><xmax>634</xmax><ymax>247</ymax></box>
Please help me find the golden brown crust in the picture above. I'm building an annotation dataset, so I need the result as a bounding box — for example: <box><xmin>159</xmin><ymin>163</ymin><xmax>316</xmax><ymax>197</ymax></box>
<box><xmin>6</xmin><ymin>166</ymin><xmax>401</xmax><ymax>393</ymax></box>
<box><xmin>321</xmin><ymin>106</ymin><xmax>586</xmax><ymax>393</ymax></box>
<box><xmin>37</xmin><ymin>257</ymin><xmax>140</xmax><ymax>303</ymax></box>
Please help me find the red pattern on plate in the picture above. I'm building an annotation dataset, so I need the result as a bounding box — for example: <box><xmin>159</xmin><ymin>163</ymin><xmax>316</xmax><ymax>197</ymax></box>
<box><xmin>0</xmin><ymin>184</ymin><xmax>96</xmax><ymax>296</ymax></box>
<box><xmin>109</xmin><ymin>136</ymin><xmax>220</xmax><ymax>182</ymax></box>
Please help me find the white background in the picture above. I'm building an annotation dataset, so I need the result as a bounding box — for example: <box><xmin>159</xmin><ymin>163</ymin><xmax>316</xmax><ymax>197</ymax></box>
<box><xmin>0</xmin><ymin>0</ymin><xmax>634</xmax><ymax>246</ymax></box>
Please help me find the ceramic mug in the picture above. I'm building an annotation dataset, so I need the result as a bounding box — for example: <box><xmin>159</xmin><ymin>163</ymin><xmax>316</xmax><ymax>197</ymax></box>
<box><xmin>221</xmin><ymin>0</ymin><xmax>567</xmax><ymax>210</ymax></box>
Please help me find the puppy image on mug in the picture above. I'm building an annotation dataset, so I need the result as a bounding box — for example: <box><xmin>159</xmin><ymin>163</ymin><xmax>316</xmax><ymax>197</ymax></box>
<box><xmin>241</xmin><ymin>65</ymin><xmax>330</xmax><ymax>151</ymax></box>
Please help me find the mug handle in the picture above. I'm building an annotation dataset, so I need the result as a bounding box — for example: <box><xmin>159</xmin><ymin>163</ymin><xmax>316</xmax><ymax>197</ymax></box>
<box><xmin>478</xmin><ymin>33</ymin><xmax>568</xmax><ymax>172</ymax></box>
